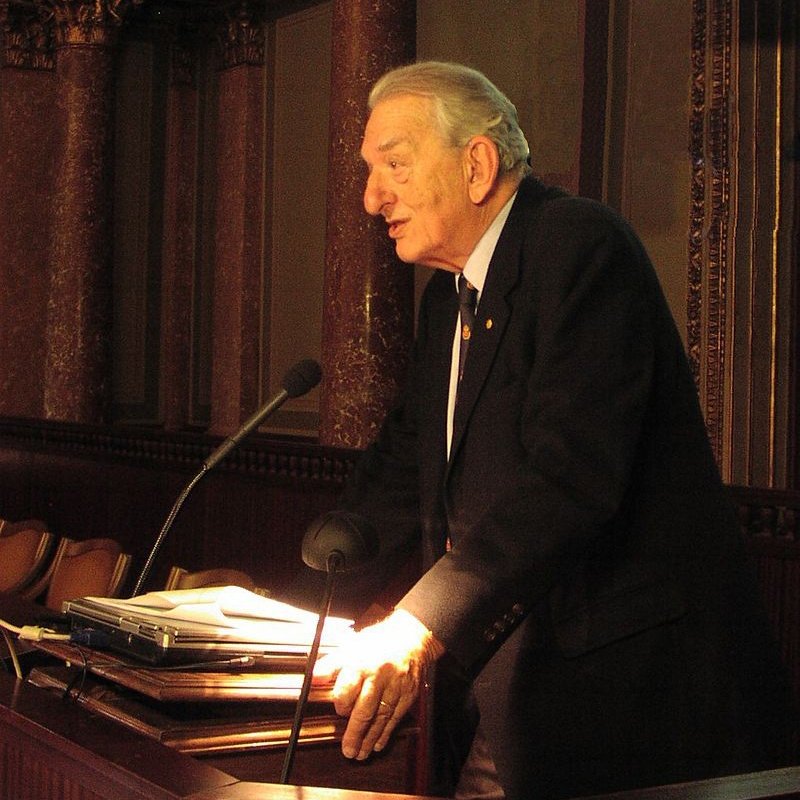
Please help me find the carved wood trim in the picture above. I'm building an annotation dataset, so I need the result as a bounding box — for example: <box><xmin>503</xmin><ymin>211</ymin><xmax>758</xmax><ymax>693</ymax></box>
<box><xmin>216</xmin><ymin>1</ymin><xmax>265</xmax><ymax>69</ymax></box>
<box><xmin>47</xmin><ymin>0</ymin><xmax>144</xmax><ymax>47</ymax></box>
<box><xmin>0</xmin><ymin>0</ymin><xmax>54</xmax><ymax>69</ymax></box>
<box><xmin>0</xmin><ymin>416</ymin><xmax>356</xmax><ymax>486</ymax></box>
<box><xmin>730</xmin><ymin>484</ymin><xmax>800</xmax><ymax>550</ymax></box>
<box><xmin>688</xmin><ymin>0</ymin><xmax>733</xmax><ymax>463</ymax></box>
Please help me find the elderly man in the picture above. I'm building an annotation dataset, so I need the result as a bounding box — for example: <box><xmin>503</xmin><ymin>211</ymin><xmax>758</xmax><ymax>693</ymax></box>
<box><xmin>314</xmin><ymin>61</ymin><xmax>794</xmax><ymax>800</ymax></box>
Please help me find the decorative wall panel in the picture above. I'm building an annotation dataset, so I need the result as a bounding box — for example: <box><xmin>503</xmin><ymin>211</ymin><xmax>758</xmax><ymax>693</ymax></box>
<box><xmin>689</xmin><ymin>0</ymin><xmax>798</xmax><ymax>488</ymax></box>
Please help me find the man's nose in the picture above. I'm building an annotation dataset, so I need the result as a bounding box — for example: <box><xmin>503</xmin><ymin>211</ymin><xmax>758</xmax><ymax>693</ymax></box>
<box><xmin>363</xmin><ymin>171</ymin><xmax>388</xmax><ymax>216</ymax></box>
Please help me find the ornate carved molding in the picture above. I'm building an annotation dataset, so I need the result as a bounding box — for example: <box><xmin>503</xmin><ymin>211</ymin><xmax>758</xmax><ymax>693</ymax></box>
<box><xmin>0</xmin><ymin>416</ymin><xmax>355</xmax><ymax>486</ymax></box>
<box><xmin>0</xmin><ymin>0</ymin><xmax>54</xmax><ymax>69</ymax></box>
<box><xmin>687</xmin><ymin>0</ymin><xmax>706</xmax><ymax>381</ymax></box>
<box><xmin>730</xmin><ymin>485</ymin><xmax>800</xmax><ymax>549</ymax></box>
<box><xmin>170</xmin><ymin>35</ymin><xmax>196</xmax><ymax>87</ymax></box>
<box><xmin>216</xmin><ymin>1</ymin><xmax>265</xmax><ymax>69</ymax></box>
<box><xmin>48</xmin><ymin>0</ymin><xmax>144</xmax><ymax>48</ymax></box>
<box><xmin>688</xmin><ymin>0</ymin><xmax>733</xmax><ymax>463</ymax></box>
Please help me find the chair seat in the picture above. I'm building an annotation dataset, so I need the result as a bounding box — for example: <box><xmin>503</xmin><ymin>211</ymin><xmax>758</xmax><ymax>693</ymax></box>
<box><xmin>24</xmin><ymin>537</ymin><xmax>132</xmax><ymax>610</ymax></box>
<box><xmin>0</xmin><ymin>521</ymin><xmax>55</xmax><ymax>595</ymax></box>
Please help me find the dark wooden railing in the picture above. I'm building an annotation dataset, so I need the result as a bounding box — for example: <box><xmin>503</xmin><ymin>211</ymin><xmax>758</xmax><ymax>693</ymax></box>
<box><xmin>730</xmin><ymin>485</ymin><xmax>800</xmax><ymax>726</ymax></box>
<box><xmin>0</xmin><ymin>417</ymin><xmax>357</xmax><ymax>596</ymax></box>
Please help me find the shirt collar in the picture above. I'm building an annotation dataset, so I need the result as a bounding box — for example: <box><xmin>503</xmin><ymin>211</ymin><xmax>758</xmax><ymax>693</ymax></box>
<box><xmin>456</xmin><ymin>192</ymin><xmax>517</xmax><ymax>298</ymax></box>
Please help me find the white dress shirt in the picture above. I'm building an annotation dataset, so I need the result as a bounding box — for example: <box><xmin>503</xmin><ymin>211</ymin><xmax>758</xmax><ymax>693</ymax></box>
<box><xmin>446</xmin><ymin>193</ymin><xmax>516</xmax><ymax>458</ymax></box>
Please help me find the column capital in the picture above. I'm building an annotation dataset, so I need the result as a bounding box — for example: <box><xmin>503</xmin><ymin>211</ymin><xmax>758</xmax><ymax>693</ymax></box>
<box><xmin>216</xmin><ymin>1</ymin><xmax>265</xmax><ymax>69</ymax></box>
<box><xmin>48</xmin><ymin>0</ymin><xmax>143</xmax><ymax>48</ymax></box>
<box><xmin>0</xmin><ymin>1</ymin><xmax>54</xmax><ymax>69</ymax></box>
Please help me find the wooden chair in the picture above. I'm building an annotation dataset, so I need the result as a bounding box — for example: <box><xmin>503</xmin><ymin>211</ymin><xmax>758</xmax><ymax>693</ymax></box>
<box><xmin>0</xmin><ymin>520</ymin><xmax>56</xmax><ymax>594</ymax></box>
<box><xmin>164</xmin><ymin>565</ymin><xmax>256</xmax><ymax>592</ymax></box>
<box><xmin>0</xmin><ymin>518</ymin><xmax>48</xmax><ymax>536</ymax></box>
<box><xmin>24</xmin><ymin>537</ymin><xmax>133</xmax><ymax>611</ymax></box>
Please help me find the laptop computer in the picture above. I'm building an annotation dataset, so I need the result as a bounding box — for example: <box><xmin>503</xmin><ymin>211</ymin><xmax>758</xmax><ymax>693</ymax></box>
<box><xmin>62</xmin><ymin>586</ymin><xmax>354</xmax><ymax>668</ymax></box>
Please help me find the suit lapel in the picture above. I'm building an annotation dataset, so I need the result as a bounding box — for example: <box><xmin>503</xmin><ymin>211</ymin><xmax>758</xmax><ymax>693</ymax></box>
<box><xmin>419</xmin><ymin>271</ymin><xmax>460</xmax><ymax>472</ymax></box>
<box><xmin>448</xmin><ymin>198</ymin><xmax>526</xmax><ymax>465</ymax></box>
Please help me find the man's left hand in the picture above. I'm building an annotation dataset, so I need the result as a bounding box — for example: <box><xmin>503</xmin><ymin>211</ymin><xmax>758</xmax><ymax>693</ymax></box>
<box><xmin>314</xmin><ymin>608</ymin><xmax>444</xmax><ymax>760</ymax></box>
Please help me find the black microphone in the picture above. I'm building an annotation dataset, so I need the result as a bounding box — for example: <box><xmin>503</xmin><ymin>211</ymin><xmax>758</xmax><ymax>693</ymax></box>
<box><xmin>131</xmin><ymin>359</ymin><xmax>322</xmax><ymax>597</ymax></box>
<box><xmin>301</xmin><ymin>510</ymin><xmax>379</xmax><ymax>573</ymax></box>
<box><xmin>280</xmin><ymin>511</ymin><xmax>378</xmax><ymax>784</ymax></box>
<box><xmin>204</xmin><ymin>358</ymin><xmax>321</xmax><ymax>470</ymax></box>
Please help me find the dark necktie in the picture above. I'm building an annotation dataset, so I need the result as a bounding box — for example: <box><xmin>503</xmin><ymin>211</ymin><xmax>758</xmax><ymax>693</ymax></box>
<box><xmin>457</xmin><ymin>274</ymin><xmax>478</xmax><ymax>382</ymax></box>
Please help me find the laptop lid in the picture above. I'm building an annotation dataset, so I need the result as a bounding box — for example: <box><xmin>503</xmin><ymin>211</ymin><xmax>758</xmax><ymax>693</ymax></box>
<box><xmin>62</xmin><ymin>586</ymin><xmax>353</xmax><ymax>667</ymax></box>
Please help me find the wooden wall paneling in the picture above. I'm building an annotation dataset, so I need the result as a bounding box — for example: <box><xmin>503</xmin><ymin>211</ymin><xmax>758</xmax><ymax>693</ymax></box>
<box><xmin>689</xmin><ymin>0</ymin><xmax>798</xmax><ymax>487</ymax></box>
<box><xmin>731</xmin><ymin>483</ymin><xmax>800</xmax><ymax>741</ymax></box>
<box><xmin>112</xmin><ymin>32</ymin><xmax>166</xmax><ymax>425</ymax></box>
<box><xmin>0</xmin><ymin>670</ymin><xmax>237</xmax><ymax>800</ymax></box>
<box><xmin>0</xmin><ymin>419</ymin><xmax>352</xmax><ymax>597</ymax></box>
<box><xmin>616</xmin><ymin>0</ymin><xmax>694</xmax><ymax>336</ymax></box>
<box><xmin>728</xmin><ymin>0</ymin><xmax>798</xmax><ymax>488</ymax></box>
<box><xmin>578</xmin><ymin>0</ymin><xmax>610</xmax><ymax>201</ymax></box>
<box><xmin>160</xmin><ymin>25</ymin><xmax>201</xmax><ymax>432</ymax></box>
<box><xmin>688</xmin><ymin>0</ymin><xmax>733</xmax><ymax>474</ymax></box>
<box><xmin>0</xmin><ymin>445</ymin><xmax>32</xmax><ymax>521</ymax></box>
<box><xmin>794</xmin><ymin>22</ymin><xmax>800</xmax><ymax>489</ymax></box>
<box><xmin>190</xmin><ymin>44</ymin><xmax>218</xmax><ymax>429</ymax></box>
<box><xmin>266</xmin><ymin>3</ymin><xmax>331</xmax><ymax>436</ymax></box>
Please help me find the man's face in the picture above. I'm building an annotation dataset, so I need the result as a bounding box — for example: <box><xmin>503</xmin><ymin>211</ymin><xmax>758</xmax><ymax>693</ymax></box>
<box><xmin>360</xmin><ymin>94</ymin><xmax>475</xmax><ymax>272</ymax></box>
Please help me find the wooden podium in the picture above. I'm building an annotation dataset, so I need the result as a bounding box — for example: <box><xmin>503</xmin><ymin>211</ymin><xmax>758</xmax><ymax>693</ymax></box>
<box><xmin>0</xmin><ymin>590</ymin><xmax>435</xmax><ymax>798</ymax></box>
<box><xmin>0</xmin><ymin>667</ymin><xmax>441</xmax><ymax>799</ymax></box>
<box><xmin>24</xmin><ymin>639</ymin><xmax>425</xmax><ymax>795</ymax></box>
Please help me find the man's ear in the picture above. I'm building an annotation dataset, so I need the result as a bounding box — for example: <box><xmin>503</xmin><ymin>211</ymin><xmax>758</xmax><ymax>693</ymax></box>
<box><xmin>465</xmin><ymin>135</ymin><xmax>500</xmax><ymax>204</ymax></box>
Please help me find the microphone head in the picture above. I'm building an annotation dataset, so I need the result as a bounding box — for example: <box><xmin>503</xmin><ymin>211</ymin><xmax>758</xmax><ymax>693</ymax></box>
<box><xmin>302</xmin><ymin>511</ymin><xmax>379</xmax><ymax>572</ymax></box>
<box><xmin>282</xmin><ymin>359</ymin><xmax>322</xmax><ymax>398</ymax></box>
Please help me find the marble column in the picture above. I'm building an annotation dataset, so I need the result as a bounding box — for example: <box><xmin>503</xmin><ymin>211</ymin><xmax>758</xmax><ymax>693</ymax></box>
<box><xmin>43</xmin><ymin>0</ymin><xmax>141</xmax><ymax>423</ymax></box>
<box><xmin>209</xmin><ymin>1</ymin><xmax>265</xmax><ymax>436</ymax></box>
<box><xmin>0</xmin><ymin>2</ymin><xmax>56</xmax><ymax>418</ymax></box>
<box><xmin>319</xmin><ymin>0</ymin><xmax>416</xmax><ymax>449</ymax></box>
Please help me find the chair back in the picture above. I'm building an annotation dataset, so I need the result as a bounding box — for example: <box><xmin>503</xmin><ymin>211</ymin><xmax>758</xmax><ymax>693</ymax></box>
<box><xmin>164</xmin><ymin>565</ymin><xmax>256</xmax><ymax>592</ymax></box>
<box><xmin>33</xmin><ymin>537</ymin><xmax>132</xmax><ymax>611</ymax></box>
<box><xmin>0</xmin><ymin>522</ymin><xmax>56</xmax><ymax>594</ymax></box>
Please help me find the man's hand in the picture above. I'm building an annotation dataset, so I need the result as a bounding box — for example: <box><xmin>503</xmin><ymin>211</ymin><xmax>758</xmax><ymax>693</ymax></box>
<box><xmin>314</xmin><ymin>608</ymin><xmax>444</xmax><ymax>760</ymax></box>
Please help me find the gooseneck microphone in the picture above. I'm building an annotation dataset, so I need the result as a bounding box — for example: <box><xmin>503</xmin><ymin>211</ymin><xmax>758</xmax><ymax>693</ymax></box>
<box><xmin>280</xmin><ymin>511</ymin><xmax>378</xmax><ymax>784</ymax></box>
<box><xmin>131</xmin><ymin>359</ymin><xmax>322</xmax><ymax>597</ymax></box>
<box><xmin>204</xmin><ymin>358</ymin><xmax>322</xmax><ymax>471</ymax></box>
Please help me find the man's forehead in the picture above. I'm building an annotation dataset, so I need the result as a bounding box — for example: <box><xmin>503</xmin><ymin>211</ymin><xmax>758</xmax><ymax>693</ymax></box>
<box><xmin>362</xmin><ymin>96</ymin><xmax>433</xmax><ymax>154</ymax></box>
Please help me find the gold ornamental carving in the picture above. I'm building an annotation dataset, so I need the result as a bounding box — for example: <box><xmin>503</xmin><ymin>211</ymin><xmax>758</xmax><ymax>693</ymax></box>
<box><xmin>688</xmin><ymin>0</ymin><xmax>733</xmax><ymax>462</ymax></box>
<box><xmin>48</xmin><ymin>0</ymin><xmax>143</xmax><ymax>47</ymax></box>
<box><xmin>0</xmin><ymin>1</ymin><xmax>54</xmax><ymax>69</ymax></box>
<box><xmin>217</xmin><ymin>1</ymin><xmax>265</xmax><ymax>69</ymax></box>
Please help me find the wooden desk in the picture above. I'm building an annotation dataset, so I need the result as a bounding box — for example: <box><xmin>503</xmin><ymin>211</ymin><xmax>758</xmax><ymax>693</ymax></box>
<box><xmin>23</xmin><ymin>641</ymin><xmax>422</xmax><ymax>794</ymax></box>
<box><xmin>578</xmin><ymin>767</ymin><xmax>800</xmax><ymax>799</ymax></box>
<box><xmin>0</xmin><ymin>669</ymin><xmax>236</xmax><ymax>799</ymax></box>
<box><xmin>0</xmin><ymin>592</ymin><xmax>430</xmax><ymax>798</ymax></box>
<box><xmin>7</xmin><ymin>594</ymin><xmax>800</xmax><ymax>799</ymax></box>
<box><xmin>0</xmin><ymin>671</ymin><xmax>440</xmax><ymax>800</ymax></box>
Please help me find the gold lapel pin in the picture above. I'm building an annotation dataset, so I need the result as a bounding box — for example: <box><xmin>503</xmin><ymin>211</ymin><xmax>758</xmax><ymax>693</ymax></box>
<box><xmin>485</xmin><ymin>319</ymin><xmax>493</xmax><ymax>330</ymax></box>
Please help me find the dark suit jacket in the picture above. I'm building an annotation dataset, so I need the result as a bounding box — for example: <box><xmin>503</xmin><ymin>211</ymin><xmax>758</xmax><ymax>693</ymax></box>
<box><xmin>338</xmin><ymin>177</ymin><xmax>794</xmax><ymax>799</ymax></box>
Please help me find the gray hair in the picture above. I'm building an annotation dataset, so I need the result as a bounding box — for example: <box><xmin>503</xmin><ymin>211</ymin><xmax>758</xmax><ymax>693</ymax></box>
<box><xmin>369</xmin><ymin>61</ymin><xmax>531</xmax><ymax>180</ymax></box>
